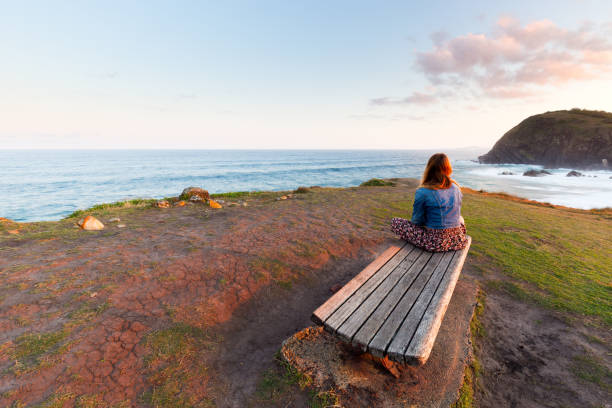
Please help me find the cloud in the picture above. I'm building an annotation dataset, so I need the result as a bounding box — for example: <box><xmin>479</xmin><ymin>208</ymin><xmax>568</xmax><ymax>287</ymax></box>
<box><xmin>370</xmin><ymin>92</ymin><xmax>437</xmax><ymax>106</ymax></box>
<box><xmin>418</xmin><ymin>18</ymin><xmax>612</xmax><ymax>98</ymax></box>
<box><xmin>374</xmin><ymin>18</ymin><xmax>612</xmax><ymax>104</ymax></box>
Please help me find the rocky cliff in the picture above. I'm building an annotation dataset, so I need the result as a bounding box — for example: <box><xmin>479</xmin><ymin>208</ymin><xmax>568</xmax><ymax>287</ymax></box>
<box><xmin>479</xmin><ymin>109</ymin><xmax>612</xmax><ymax>169</ymax></box>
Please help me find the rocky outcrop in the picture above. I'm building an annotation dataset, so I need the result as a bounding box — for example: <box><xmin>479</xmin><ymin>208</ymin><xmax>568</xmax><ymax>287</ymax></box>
<box><xmin>180</xmin><ymin>187</ymin><xmax>209</xmax><ymax>201</ymax></box>
<box><xmin>523</xmin><ymin>169</ymin><xmax>551</xmax><ymax>177</ymax></box>
<box><xmin>479</xmin><ymin>109</ymin><xmax>612</xmax><ymax>169</ymax></box>
<box><xmin>566</xmin><ymin>170</ymin><xmax>584</xmax><ymax>177</ymax></box>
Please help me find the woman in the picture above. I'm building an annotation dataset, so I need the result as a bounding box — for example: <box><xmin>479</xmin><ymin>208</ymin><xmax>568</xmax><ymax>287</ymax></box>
<box><xmin>391</xmin><ymin>153</ymin><xmax>468</xmax><ymax>252</ymax></box>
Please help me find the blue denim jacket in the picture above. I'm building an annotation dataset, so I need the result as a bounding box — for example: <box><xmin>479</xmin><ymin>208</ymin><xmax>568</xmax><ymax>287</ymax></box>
<box><xmin>411</xmin><ymin>184</ymin><xmax>463</xmax><ymax>229</ymax></box>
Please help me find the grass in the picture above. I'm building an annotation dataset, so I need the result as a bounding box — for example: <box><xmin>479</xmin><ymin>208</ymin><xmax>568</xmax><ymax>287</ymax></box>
<box><xmin>12</xmin><ymin>328</ymin><xmax>67</xmax><ymax>370</ymax></box>
<box><xmin>254</xmin><ymin>351</ymin><xmax>312</xmax><ymax>403</ymax></box>
<box><xmin>570</xmin><ymin>353</ymin><xmax>612</xmax><ymax>391</ymax></box>
<box><xmin>459</xmin><ymin>192</ymin><xmax>612</xmax><ymax>326</ymax></box>
<box><xmin>66</xmin><ymin>198</ymin><xmax>158</xmax><ymax>219</ymax></box>
<box><xmin>210</xmin><ymin>191</ymin><xmax>269</xmax><ymax>199</ymax></box>
<box><xmin>141</xmin><ymin>323</ymin><xmax>217</xmax><ymax>408</ymax></box>
<box><xmin>453</xmin><ymin>289</ymin><xmax>485</xmax><ymax>408</ymax></box>
<box><xmin>360</xmin><ymin>178</ymin><xmax>395</xmax><ymax>187</ymax></box>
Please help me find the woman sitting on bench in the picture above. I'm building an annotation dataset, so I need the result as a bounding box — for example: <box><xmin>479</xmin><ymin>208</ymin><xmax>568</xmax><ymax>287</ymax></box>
<box><xmin>391</xmin><ymin>153</ymin><xmax>468</xmax><ymax>252</ymax></box>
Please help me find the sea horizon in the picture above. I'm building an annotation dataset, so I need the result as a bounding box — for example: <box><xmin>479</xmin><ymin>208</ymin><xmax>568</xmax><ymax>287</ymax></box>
<box><xmin>2</xmin><ymin>148</ymin><xmax>611</xmax><ymax>222</ymax></box>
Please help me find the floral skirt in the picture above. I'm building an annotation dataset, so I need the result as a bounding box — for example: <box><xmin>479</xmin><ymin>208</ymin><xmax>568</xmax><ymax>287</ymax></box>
<box><xmin>391</xmin><ymin>217</ymin><xmax>468</xmax><ymax>252</ymax></box>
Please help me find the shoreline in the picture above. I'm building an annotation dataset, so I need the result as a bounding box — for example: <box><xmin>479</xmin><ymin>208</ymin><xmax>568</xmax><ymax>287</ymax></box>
<box><xmin>2</xmin><ymin>177</ymin><xmax>610</xmax><ymax>225</ymax></box>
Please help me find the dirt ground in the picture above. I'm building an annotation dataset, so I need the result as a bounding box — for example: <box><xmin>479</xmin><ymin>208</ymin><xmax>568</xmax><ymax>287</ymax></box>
<box><xmin>0</xmin><ymin>180</ymin><xmax>610</xmax><ymax>407</ymax></box>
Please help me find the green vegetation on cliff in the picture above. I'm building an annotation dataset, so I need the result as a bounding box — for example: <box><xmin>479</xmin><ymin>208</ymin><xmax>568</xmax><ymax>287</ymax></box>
<box><xmin>479</xmin><ymin>109</ymin><xmax>612</xmax><ymax>168</ymax></box>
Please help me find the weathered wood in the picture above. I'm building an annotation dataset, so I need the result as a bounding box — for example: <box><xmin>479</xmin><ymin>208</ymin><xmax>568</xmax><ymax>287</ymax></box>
<box><xmin>386</xmin><ymin>250</ymin><xmax>456</xmax><ymax>362</ymax></box>
<box><xmin>366</xmin><ymin>251</ymin><xmax>445</xmax><ymax>357</ymax></box>
<box><xmin>324</xmin><ymin>245</ymin><xmax>416</xmax><ymax>330</ymax></box>
<box><xmin>311</xmin><ymin>243</ymin><xmax>406</xmax><ymax>325</ymax></box>
<box><xmin>404</xmin><ymin>237</ymin><xmax>472</xmax><ymax>364</ymax></box>
<box><xmin>311</xmin><ymin>236</ymin><xmax>471</xmax><ymax>366</ymax></box>
<box><xmin>350</xmin><ymin>250</ymin><xmax>432</xmax><ymax>350</ymax></box>
<box><xmin>335</xmin><ymin>247</ymin><xmax>427</xmax><ymax>342</ymax></box>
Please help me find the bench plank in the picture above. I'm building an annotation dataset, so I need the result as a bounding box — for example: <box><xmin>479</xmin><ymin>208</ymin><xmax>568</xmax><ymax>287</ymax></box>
<box><xmin>404</xmin><ymin>237</ymin><xmax>472</xmax><ymax>364</ymax></box>
<box><xmin>311</xmin><ymin>236</ymin><xmax>471</xmax><ymax>366</ymax></box>
<box><xmin>324</xmin><ymin>245</ymin><xmax>417</xmax><ymax>330</ymax></box>
<box><xmin>366</xmin><ymin>251</ymin><xmax>445</xmax><ymax>357</ymax></box>
<box><xmin>311</xmin><ymin>243</ymin><xmax>406</xmax><ymax>325</ymax></box>
<box><xmin>335</xmin><ymin>247</ymin><xmax>427</xmax><ymax>342</ymax></box>
<box><xmin>350</xmin><ymin>250</ymin><xmax>433</xmax><ymax>349</ymax></box>
<box><xmin>386</xmin><ymin>250</ymin><xmax>456</xmax><ymax>363</ymax></box>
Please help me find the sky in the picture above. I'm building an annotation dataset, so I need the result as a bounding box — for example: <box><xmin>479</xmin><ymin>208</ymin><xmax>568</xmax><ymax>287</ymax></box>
<box><xmin>1</xmin><ymin>0</ymin><xmax>612</xmax><ymax>149</ymax></box>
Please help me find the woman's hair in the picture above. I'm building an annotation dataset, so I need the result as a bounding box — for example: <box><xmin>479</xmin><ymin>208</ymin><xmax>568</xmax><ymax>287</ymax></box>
<box><xmin>420</xmin><ymin>153</ymin><xmax>457</xmax><ymax>189</ymax></box>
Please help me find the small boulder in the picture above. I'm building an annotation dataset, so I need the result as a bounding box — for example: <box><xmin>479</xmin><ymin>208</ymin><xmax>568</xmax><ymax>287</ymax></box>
<box><xmin>175</xmin><ymin>200</ymin><xmax>186</xmax><ymax>207</ymax></box>
<box><xmin>7</xmin><ymin>229</ymin><xmax>20</xmax><ymax>234</ymax></box>
<box><xmin>108</xmin><ymin>217</ymin><xmax>121</xmax><ymax>223</ymax></box>
<box><xmin>280</xmin><ymin>195</ymin><xmax>288</xmax><ymax>200</ymax></box>
<box><xmin>117</xmin><ymin>224</ymin><xmax>126</xmax><ymax>228</ymax></box>
<box><xmin>499</xmin><ymin>171</ymin><xmax>515</xmax><ymax>175</ymax></box>
<box><xmin>242</xmin><ymin>202</ymin><xmax>249</xmax><ymax>207</ymax></box>
<box><xmin>209</xmin><ymin>199</ymin><xmax>222</xmax><ymax>209</ymax></box>
<box><xmin>523</xmin><ymin>169</ymin><xmax>552</xmax><ymax>177</ymax></box>
<box><xmin>78</xmin><ymin>216</ymin><xmax>104</xmax><ymax>231</ymax></box>
<box><xmin>156</xmin><ymin>200</ymin><xmax>170</xmax><ymax>208</ymax></box>
<box><xmin>566</xmin><ymin>170</ymin><xmax>584</xmax><ymax>177</ymax></box>
<box><xmin>181</xmin><ymin>187</ymin><xmax>210</xmax><ymax>201</ymax></box>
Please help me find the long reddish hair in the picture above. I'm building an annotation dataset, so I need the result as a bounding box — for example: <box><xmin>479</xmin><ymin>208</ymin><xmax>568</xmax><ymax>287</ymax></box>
<box><xmin>420</xmin><ymin>153</ymin><xmax>457</xmax><ymax>189</ymax></box>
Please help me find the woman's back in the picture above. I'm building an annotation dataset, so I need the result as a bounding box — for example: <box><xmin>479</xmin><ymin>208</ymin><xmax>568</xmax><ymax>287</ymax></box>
<box><xmin>411</xmin><ymin>183</ymin><xmax>462</xmax><ymax>229</ymax></box>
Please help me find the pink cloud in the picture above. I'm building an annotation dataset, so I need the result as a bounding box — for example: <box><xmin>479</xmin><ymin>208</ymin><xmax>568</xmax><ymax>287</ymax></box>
<box><xmin>374</xmin><ymin>18</ymin><xmax>612</xmax><ymax>104</ymax></box>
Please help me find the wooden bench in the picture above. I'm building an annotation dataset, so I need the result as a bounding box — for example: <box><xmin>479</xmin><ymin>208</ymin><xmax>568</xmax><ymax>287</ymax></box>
<box><xmin>312</xmin><ymin>237</ymin><xmax>471</xmax><ymax>366</ymax></box>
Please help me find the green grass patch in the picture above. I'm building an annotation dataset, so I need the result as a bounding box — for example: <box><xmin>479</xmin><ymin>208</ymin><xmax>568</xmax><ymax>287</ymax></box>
<box><xmin>570</xmin><ymin>353</ymin><xmax>612</xmax><ymax>391</ymax></box>
<box><xmin>210</xmin><ymin>191</ymin><xmax>269</xmax><ymax>199</ymax></box>
<box><xmin>255</xmin><ymin>351</ymin><xmax>312</xmax><ymax>403</ymax></box>
<box><xmin>453</xmin><ymin>289</ymin><xmax>485</xmax><ymax>408</ymax></box>
<box><xmin>12</xmin><ymin>328</ymin><xmax>67</xmax><ymax>370</ymax></box>
<box><xmin>309</xmin><ymin>389</ymin><xmax>340</xmax><ymax>408</ymax></box>
<box><xmin>458</xmin><ymin>193</ymin><xmax>612</xmax><ymax>326</ymax></box>
<box><xmin>141</xmin><ymin>323</ymin><xmax>217</xmax><ymax>408</ymax></box>
<box><xmin>360</xmin><ymin>178</ymin><xmax>395</xmax><ymax>187</ymax></box>
<box><xmin>66</xmin><ymin>198</ymin><xmax>157</xmax><ymax>219</ymax></box>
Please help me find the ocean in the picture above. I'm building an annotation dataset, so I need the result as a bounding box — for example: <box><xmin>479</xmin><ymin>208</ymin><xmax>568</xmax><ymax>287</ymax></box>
<box><xmin>1</xmin><ymin>149</ymin><xmax>611</xmax><ymax>222</ymax></box>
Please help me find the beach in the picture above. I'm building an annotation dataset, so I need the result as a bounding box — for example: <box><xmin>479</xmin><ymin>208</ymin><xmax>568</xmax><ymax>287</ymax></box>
<box><xmin>1</xmin><ymin>179</ymin><xmax>610</xmax><ymax>407</ymax></box>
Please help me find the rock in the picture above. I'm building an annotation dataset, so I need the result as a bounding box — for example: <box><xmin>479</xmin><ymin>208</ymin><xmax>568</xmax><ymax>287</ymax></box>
<box><xmin>78</xmin><ymin>216</ymin><xmax>104</xmax><ymax>231</ymax></box>
<box><xmin>216</xmin><ymin>199</ymin><xmax>225</xmax><ymax>204</ymax></box>
<box><xmin>280</xmin><ymin>195</ymin><xmax>288</xmax><ymax>200</ymax></box>
<box><xmin>523</xmin><ymin>169</ymin><xmax>552</xmax><ymax>177</ymax></box>
<box><xmin>175</xmin><ymin>200</ymin><xmax>186</xmax><ymax>207</ymax></box>
<box><xmin>108</xmin><ymin>217</ymin><xmax>121</xmax><ymax>222</ymax></box>
<box><xmin>242</xmin><ymin>202</ymin><xmax>248</xmax><ymax>207</ymax></box>
<box><xmin>479</xmin><ymin>109</ymin><xmax>612</xmax><ymax>169</ymax></box>
<box><xmin>180</xmin><ymin>187</ymin><xmax>210</xmax><ymax>201</ymax></box>
<box><xmin>7</xmin><ymin>229</ymin><xmax>19</xmax><ymax>234</ymax></box>
<box><xmin>209</xmin><ymin>199</ymin><xmax>222</xmax><ymax>209</ymax></box>
<box><xmin>189</xmin><ymin>195</ymin><xmax>202</xmax><ymax>202</ymax></box>
<box><xmin>499</xmin><ymin>171</ymin><xmax>515</xmax><ymax>175</ymax></box>
<box><xmin>117</xmin><ymin>224</ymin><xmax>126</xmax><ymax>228</ymax></box>
<box><xmin>156</xmin><ymin>200</ymin><xmax>170</xmax><ymax>208</ymax></box>
<box><xmin>566</xmin><ymin>170</ymin><xmax>584</xmax><ymax>177</ymax></box>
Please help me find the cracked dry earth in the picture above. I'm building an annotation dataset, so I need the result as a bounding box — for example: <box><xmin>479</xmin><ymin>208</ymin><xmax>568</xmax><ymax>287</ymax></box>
<box><xmin>0</xmin><ymin>183</ymin><xmax>418</xmax><ymax>407</ymax></box>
